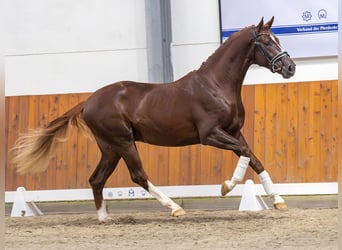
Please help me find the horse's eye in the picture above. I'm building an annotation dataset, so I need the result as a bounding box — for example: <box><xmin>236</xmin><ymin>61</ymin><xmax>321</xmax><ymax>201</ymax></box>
<box><xmin>264</xmin><ymin>40</ymin><xmax>271</xmax><ymax>46</ymax></box>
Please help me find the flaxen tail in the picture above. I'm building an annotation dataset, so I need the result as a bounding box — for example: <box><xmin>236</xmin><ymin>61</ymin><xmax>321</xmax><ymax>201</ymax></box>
<box><xmin>12</xmin><ymin>101</ymin><xmax>92</xmax><ymax>174</ymax></box>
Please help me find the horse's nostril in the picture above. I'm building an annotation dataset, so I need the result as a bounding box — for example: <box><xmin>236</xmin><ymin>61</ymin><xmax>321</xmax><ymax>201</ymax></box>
<box><xmin>288</xmin><ymin>64</ymin><xmax>295</xmax><ymax>73</ymax></box>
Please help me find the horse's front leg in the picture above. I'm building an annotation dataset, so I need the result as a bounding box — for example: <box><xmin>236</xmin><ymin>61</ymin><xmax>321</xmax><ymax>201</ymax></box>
<box><xmin>221</xmin><ymin>155</ymin><xmax>250</xmax><ymax>195</ymax></box>
<box><xmin>122</xmin><ymin>144</ymin><xmax>186</xmax><ymax>217</ymax></box>
<box><xmin>201</xmin><ymin>128</ymin><xmax>287</xmax><ymax>210</ymax></box>
<box><xmin>221</xmin><ymin>133</ymin><xmax>287</xmax><ymax>210</ymax></box>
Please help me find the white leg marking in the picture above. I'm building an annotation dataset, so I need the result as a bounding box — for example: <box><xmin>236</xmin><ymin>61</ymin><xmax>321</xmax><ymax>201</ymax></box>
<box><xmin>222</xmin><ymin>156</ymin><xmax>250</xmax><ymax>195</ymax></box>
<box><xmin>148</xmin><ymin>181</ymin><xmax>185</xmax><ymax>216</ymax></box>
<box><xmin>97</xmin><ymin>200</ymin><xmax>110</xmax><ymax>222</ymax></box>
<box><xmin>258</xmin><ymin>170</ymin><xmax>285</xmax><ymax>204</ymax></box>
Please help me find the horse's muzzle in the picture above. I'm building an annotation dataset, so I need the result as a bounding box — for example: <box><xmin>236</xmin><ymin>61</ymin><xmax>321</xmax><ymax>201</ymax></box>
<box><xmin>274</xmin><ymin>57</ymin><xmax>296</xmax><ymax>79</ymax></box>
<box><xmin>282</xmin><ymin>61</ymin><xmax>296</xmax><ymax>79</ymax></box>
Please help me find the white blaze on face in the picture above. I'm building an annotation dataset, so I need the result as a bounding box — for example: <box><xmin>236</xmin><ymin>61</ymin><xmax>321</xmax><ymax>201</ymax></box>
<box><xmin>269</xmin><ymin>33</ymin><xmax>284</xmax><ymax>51</ymax></box>
<box><xmin>270</xmin><ymin>33</ymin><xmax>277</xmax><ymax>43</ymax></box>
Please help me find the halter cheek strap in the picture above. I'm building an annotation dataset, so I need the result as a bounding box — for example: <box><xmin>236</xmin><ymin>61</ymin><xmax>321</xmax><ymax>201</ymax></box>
<box><xmin>252</xmin><ymin>28</ymin><xmax>290</xmax><ymax>73</ymax></box>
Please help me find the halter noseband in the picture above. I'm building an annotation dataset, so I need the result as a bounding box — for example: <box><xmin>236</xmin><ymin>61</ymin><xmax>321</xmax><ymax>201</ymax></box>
<box><xmin>252</xmin><ymin>28</ymin><xmax>289</xmax><ymax>73</ymax></box>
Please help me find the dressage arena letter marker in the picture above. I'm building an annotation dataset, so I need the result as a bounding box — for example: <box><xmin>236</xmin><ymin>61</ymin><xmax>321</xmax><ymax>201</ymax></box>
<box><xmin>10</xmin><ymin>187</ymin><xmax>43</xmax><ymax>217</ymax></box>
<box><xmin>239</xmin><ymin>179</ymin><xmax>269</xmax><ymax>211</ymax></box>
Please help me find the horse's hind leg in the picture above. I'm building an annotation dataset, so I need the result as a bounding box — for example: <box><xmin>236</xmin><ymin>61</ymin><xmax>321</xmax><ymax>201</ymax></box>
<box><xmin>89</xmin><ymin>152</ymin><xmax>121</xmax><ymax>222</ymax></box>
<box><xmin>121</xmin><ymin>143</ymin><xmax>185</xmax><ymax>217</ymax></box>
<box><xmin>221</xmin><ymin>133</ymin><xmax>287</xmax><ymax>210</ymax></box>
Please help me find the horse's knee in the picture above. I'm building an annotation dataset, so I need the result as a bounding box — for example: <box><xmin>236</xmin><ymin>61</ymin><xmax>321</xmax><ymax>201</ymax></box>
<box><xmin>89</xmin><ymin>175</ymin><xmax>105</xmax><ymax>192</ymax></box>
<box><xmin>89</xmin><ymin>175</ymin><xmax>97</xmax><ymax>187</ymax></box>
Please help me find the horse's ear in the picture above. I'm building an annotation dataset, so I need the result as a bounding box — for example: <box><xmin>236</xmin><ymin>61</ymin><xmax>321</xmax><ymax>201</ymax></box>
<box><xmin>264</xmin><ymin>16</ymin><xmax>274</xmax><ymax>30</ymax></box>
<box><xmin>256</xmin><ymin>17</ymin><xmax>264</xmax><ymax>32</ymax></box>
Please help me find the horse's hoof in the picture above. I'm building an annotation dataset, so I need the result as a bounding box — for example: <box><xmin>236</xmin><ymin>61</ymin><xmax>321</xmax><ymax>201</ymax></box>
<box><xmin>221</xmin><ymin>180</ymin><xmax>235</xmax><ymax>196</ymax></box>
<box><xmin>274</xmin><ymin>202</ymin><xmax>288</xmax><ymax>210</ymax></box>
<box><xmin>221</xmin><ymin>182</ymin><xmax>229</xmax><ymax>196</ymax></box>
<box><xmin>172</xmin><ymin>207</ymin><xmax>186</xmax><ymax>217</ymax></box>
<box><xmin>98</xmin><ymin>216</ymin><xmax>114</xmax><ymax>223</ymax></box>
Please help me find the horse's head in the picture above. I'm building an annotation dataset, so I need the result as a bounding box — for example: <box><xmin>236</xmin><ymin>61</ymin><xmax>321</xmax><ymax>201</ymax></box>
<box><xmin>253</xmin><ymin>17</ymin><xmax>296</xmax><ymax>79</ymax></box>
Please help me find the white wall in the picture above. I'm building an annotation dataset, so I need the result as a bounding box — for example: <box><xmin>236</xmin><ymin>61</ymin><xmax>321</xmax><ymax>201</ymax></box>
<box><xmin>170</xmin><ymin>0</ymin><xmax>220</xmax><ymax>79</ymax></box>
<box><xmin>4</xmin><ymin>0</ymin><xmax>338</xmax><ymax>97</ymax></box>
<box><xmin>5</xmin><ymin>0</ymin><xmax>147</xmax><ymax>96</ymax></box>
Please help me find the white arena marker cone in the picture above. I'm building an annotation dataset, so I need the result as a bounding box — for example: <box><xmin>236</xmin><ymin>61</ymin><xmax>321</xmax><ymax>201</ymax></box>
<box><xmin>11</xmin><ymin>187</ymin><xmax>43</xmax><ymax>217</ymax></box>
<box><xmin>239</xmin><ymin>179</ymin><xmax>269</xmax><ymax>211</ymax></box>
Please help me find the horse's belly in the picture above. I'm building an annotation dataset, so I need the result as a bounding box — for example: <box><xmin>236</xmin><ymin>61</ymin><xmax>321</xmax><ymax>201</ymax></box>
<box><xmin>133</xmin><ymin>122</ymin><xmax>200</xmax><ymax>146</ymax></box>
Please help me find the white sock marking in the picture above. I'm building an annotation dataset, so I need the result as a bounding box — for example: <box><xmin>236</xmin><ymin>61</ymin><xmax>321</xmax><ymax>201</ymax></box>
<box><xmin>258</xmin><ymin>170</ymin><xmax>284</xmax><ymax>204</ymax></box>
<box><xmin>223</xmin><ymin>156</ymin><xmax>250</xmax><ymax>192</ymax></box>
<box><xmin>97</xmin><ymin>200</ymin><xmax>109</xmax><ymax>222</ymax></box>
<box><xmin>147</xmin><ymin>181</ymin><xmax>181</xmax><ymax>213</ymax></box>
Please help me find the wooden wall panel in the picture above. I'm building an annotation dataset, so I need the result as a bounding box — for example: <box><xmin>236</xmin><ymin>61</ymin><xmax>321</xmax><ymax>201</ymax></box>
<box><xmin>286</xmin><ymin>83</ymin><xmax>300</xmax><ymax>182</ymax></box>
<box><xmin>5</xmin><ymin>81</ymin><xmax>338</xmax><ymax>191</ymax></box>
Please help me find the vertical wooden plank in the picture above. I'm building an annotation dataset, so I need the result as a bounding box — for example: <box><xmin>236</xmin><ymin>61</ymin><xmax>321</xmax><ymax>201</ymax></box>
<box><xmin>168</xmin><ymin>147</ymin><xmax>181</xmax><ymax>185</ymax></box>
<box><xmin>157</xmin><ymin>145</ymin><xmax>168</xmax><ymax>185</ymax></box>
<box><xmin>264</xmin><ymin>84</ymin><xmax>277</xmax><ymax>179</ymax></box>
<box><xmin>159</xmin><ymin>146</ymin><xmax>171</xmax><ymax>186</ymax></box>
<box><xmin>5</xmin><ymin>96</ymin><xmax>24</xmax><ymax>190</ymax></box>
<box><xmin>297</xmin><ymin>82</ymin><xmax>310</xmax><ymax>181</ymax></box>
<box><xmin>274</xmin><ymin>84</ymin><xmax>288</xmax><ymax>182</ymax></box>
<box><xmin>67</xmin><ymin>94</ymin><xmax>80</xmax><ymax>188</ymax></box>
<box><xmin>25</xmin><ymin>95</ymin><xmax>40</xmax><ymax>190</ymax></box>
<box><xmin>320</xmin><ymin>81</ymin><xmax>333</xmax><ymax>181</ymax></box>
<box><xmin>330</xmin><ymin>80</ymin><xmax>338</xmax><ymax>181</ymax></box>
<box><xmin>222</xmin><ymin>151</ymin><xmax>235</xmax><ymax>185</ymax></box>
<box><xmin>141</xmin><ymin>144</ymin><xmax>170</xmax><ymax>186</ymax></box>
<box><xmin>4</xmin><ymin>97</ymin><xmax>10</xmax><ymax>189</ymax></box>
<box><xmin>45</xmin><ymin>95</ymin><xmax>59</xmax><ymax>189</ymax></box>
<box><xmin>208</xmin><ymin>146</ymin><xmax>223</xmax><ymax>184</ymax></box>
<box><xmin>5</xmin><ymin>96</ymin><xmax>13</xmax><ymax>190</ymax></box>
<box><xmin>241</xmin><ymin>85</ymin><xmax>255</xmax><ymax>145</ymax></box>
<box><xmin>16</xmin><ymin>96</ymin><xmax>30</xmax><ymax>190</ymax></box>
<box><xmin>55</xmin><ymin>94</ymin><xmax>67</xmax><ymax>189</ymax></box>
<box><xmin>286</xmin><ymin>83</ymin><xmax>300</xmax><ymax>182</ymax></box>
<box><xmin>308</xmin><ymin>82</ymin><xmax>321</xmax><ymax>182</ymax></box>
<box><xmin>221</xmin><ymin>150</ymin><xmax>234</xmax><ymax>185</ymax></box>
<box><xmin>254</xmin><ymin>85</ymin><xmax>266</xmax><ymax>182</ymax></box>
<box><xmin>241</xmin><ymin>85</ymin><xmax>255</xmax><ymax>181</ymax></box>
<box><xmin>190</xmin><ymin>145</ymin><xmax>202</xmax><ymax>185</ymax></box>
<box><xmin>199</xmin><ymin>146</ymin><xmax>211</xmax><ymax>184</ymax></box>
<box><xmin>55</xmin><ymin>94</ymin><xmax>78</xmax><ymax>189</ymax></box>
<box><xmin>31</xmin><ymin>95</ymin><xmax>50</xmax><ymax>190</ymax></box>
<box><xmin>179</xmin><ymin>146</ymin><xmax>191</xmax><ymax>185</ymax></box>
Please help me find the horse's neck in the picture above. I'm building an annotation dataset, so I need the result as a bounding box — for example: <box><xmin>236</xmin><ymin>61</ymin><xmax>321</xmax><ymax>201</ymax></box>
<box><xmin>198</xmin><ymin>28</ymin><xmax>254</xmax><ymax>90</ymax></box>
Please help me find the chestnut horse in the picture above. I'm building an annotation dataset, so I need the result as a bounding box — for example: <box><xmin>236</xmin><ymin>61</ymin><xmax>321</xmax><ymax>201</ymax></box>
<box><xmin>13</xmin><ymin>17</ymin><xmax>295</xmax><ymax>222</ymax></box>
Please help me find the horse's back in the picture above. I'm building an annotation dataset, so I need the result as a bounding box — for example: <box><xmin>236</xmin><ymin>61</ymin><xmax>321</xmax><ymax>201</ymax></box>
<box><xmin>84</xmin><ymin>80</ymin><xmax>151</xmax><ymax>111</ymax></box>
<box><xmin>82</xmin><ymin>79</ymin><xmax>201</xmax><ymax>146</ymax></box>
